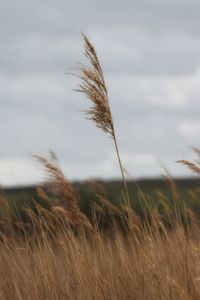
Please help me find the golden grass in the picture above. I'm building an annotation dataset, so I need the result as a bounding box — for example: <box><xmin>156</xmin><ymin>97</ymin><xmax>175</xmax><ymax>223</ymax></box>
<box><xmin>34</xmin><ymin>155</ymin><xmax>94</xmax><ymax>233</ymax></box>
<box><xmin>73</xmin><ymin>33</ymin><xmax>129</xmax><ymax>201</ymax></box>
<box><xmin>0</xmin><ymin>33</ymin><xmax>199</xmax><ymax>299</ymax></box>
<box><xmin>0</xmin><ymin>222</ymin><xmax>199</xmax><ymax>299</ymax></box>
<box><xmin>73</xmin><ymin>33</ymin><xmax>113</xmax><ymax>136</ymax></box>
<box><xmin>0</xmin><ymin>161</ymin><xmax>198</xmax><ymax>299</ymax></box>
<box><xmin>0</xmin><ymin>153</ymin><xmax>196</xmax><ymax>299</ymax></box>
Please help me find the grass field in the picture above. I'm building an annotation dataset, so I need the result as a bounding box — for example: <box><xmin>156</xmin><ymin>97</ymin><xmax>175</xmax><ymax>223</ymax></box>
<box><xmin>0</xmin><ymin>177</ymin><xmax>200</xmax><ymax>299</ymax></box>
<box><xmin>0</xmin><ymin>34</ymin><xmax>200</xmax><ymax>299</ymax></box>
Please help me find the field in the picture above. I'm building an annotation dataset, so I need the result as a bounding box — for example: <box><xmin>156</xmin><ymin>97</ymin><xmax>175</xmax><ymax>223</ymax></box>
<box><xmin>0</xmin><ymin>177</ymin><xmax>200</xmax><ymax>299</ymax></box>
<box><xmin>1</xmin><ymin>34</ymin><xmax>200</xmax><ymax>299</ymax></box>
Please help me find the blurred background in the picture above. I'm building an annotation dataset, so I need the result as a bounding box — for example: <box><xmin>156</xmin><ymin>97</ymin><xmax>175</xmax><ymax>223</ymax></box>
<box><xmin>1</xmin><ymin>0</ymin><xmax>200</xmax><ymax>187</ymax></box>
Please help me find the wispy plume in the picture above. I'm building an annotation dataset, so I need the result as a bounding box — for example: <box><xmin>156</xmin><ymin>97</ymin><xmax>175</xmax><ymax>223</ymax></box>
<box><xmin>34</xmin><ymin>155</ymin><xmax>94</xmax><ymax>232</ymax></box>
<box><xmin>71</xmin><ymin>33</ymin><xmax>129</xmax><ymax>201</ymax></box>
<box><xmin>73</xmin><ymin>33</ymin><xmax>113</xmax><ymax>136</ymax></box>
<box><xmin>177</xmin><ymin>160</ymin><xmax>200</xmax><ymax>175</ymax></box>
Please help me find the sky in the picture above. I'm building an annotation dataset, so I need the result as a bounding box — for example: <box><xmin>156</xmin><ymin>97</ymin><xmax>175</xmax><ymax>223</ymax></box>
<box><xmin>0</xmin><ymin>0</ymin><xmax>200</xmax><ymax>186</ymax></box>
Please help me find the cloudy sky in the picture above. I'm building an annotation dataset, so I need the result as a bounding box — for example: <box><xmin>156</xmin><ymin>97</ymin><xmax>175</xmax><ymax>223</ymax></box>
<box><xmin>1</xmin><ymin>0</ymin><xmax>200</xmax><ymax>186</ymax></box>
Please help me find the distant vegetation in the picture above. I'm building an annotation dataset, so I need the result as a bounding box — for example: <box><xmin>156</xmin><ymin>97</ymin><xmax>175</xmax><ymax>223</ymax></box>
<box><xmin>2</xmin><ymin>177</ymin><xmax>200</xmax><ymax>230</ymax></box>
<box><xmin>0</xmin><ymin>34</ymin><xmax>200</xmax><ymax>299</ymax></box>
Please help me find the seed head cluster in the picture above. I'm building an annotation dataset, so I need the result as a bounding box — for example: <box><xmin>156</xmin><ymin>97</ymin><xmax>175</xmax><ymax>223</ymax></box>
<box><xmin>74</xmin><ymin>34</ymin><xmax>114</xmax><ymax>136</ymax></box>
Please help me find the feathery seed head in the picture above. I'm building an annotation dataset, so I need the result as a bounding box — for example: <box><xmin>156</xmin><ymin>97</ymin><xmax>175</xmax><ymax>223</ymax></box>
<box><xmin>73</xmin><ymin>33</ymin><xmax>114</xmax><ymax>136</ymax></box>
<box><xmin>177</xmin><ymin>160</ymin><xmax>200</xmax><ymax>175</ymax></box>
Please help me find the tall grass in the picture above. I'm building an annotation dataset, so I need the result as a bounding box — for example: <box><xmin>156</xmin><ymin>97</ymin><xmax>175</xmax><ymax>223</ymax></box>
<box><xmin>0</xmin><ymin>34</ymin><xmax>199</xmax><ymax>299</ymax></box>
<box><xmin>0</xmin><ymin>224</ymin><xmax>199</xmax><ymax>299</ymax></box>
<box><xmin>72</xmin><ymin>33</ymin><xmax>129</xmax><ymax>201</ymax></box>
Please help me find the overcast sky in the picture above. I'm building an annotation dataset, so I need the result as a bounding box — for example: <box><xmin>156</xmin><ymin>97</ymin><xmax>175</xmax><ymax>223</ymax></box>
<box><xmin>1</xmin><ymin>0</ymin><xmax>200</xmax><ymax>186</ymax></box>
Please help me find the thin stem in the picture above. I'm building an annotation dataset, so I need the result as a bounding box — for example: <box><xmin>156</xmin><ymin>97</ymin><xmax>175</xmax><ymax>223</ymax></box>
<box><xmin>111</xmin><ymin>124</ymin><xmax>130</xmax><ymax>204</ymax></box>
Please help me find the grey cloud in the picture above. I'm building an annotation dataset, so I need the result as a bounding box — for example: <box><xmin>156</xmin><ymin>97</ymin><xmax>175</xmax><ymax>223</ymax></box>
<box><xmin>1</xmin><ymin>0</ymin><xmax>200</xmax><ymax>77</ymax></box>
<box><xmin>2</xmin><ymin>0</ymin><xmax>200</xmax><ymax>38</ymax></box>
<box><xmin>1</xmin><ymin>0</ymin><xmax>200</xmax><ymax>185</ymax></box>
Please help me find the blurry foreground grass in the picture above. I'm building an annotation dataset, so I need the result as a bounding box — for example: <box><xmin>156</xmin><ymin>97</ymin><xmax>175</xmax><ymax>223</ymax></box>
<box><xmin>0</xmin><ymin>174</ymin><xmax>199</xmax><ymax>299</ymax></box>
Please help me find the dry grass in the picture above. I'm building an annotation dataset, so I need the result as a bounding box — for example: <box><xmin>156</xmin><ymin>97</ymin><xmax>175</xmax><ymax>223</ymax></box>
<box><xmin>73</xmin><ymin>33</ymin><xmax>129</xmax><ymax>201</ymax></box>
<box><xmin>0</xmin><ymin>33</ymin><xmax>200</xmax><ymax>299</ymax></box>
<box><xmin>177</xmin><ymin>160</ymin><xmax>200</xmax><ymax>175</ymax></box>
<box><xmin>0</xmin><ymin>154</ymin><xmax>198</xmax><ymax>299</ymax></box>
<box><xmin>34</xmin><ymin>155</ymin><xmax>94</xmax><ymax>232</ymax></box>
<box><xmin>73</xmin><ymin>33</ymin><xmax>113</xmax><ymax>136</ymax></box>
<box><xmin>0</xmin><ymin>221</ymin><xmax>199</xmax><ymax>299</ymax></box>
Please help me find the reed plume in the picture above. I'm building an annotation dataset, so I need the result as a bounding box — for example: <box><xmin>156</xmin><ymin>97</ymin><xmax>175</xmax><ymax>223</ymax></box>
<box><xmin>177</xmin><ymin>160</ymin><xmax>200</xmax><ymax>175</ymax></box>
<box><xmin>71</xmin><ymin>33</ymin><xmax>129</xmax><ymax>201</ymax></box>
<box><xmin>34</xmin><ymin>155</ymin><xmax>94</xmax><ymax>232</ymax></box>
<box><xmin>74</xmin><ymin>34</ymin><xmax>112</xmax><ymax>136</ymax></box>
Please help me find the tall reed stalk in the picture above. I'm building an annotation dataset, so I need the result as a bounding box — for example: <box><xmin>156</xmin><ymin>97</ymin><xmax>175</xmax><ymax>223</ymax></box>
<box><xmin>71</xmin><ymin>33</ymin><xmax>129</xmax><ymax>202</ymax></box>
